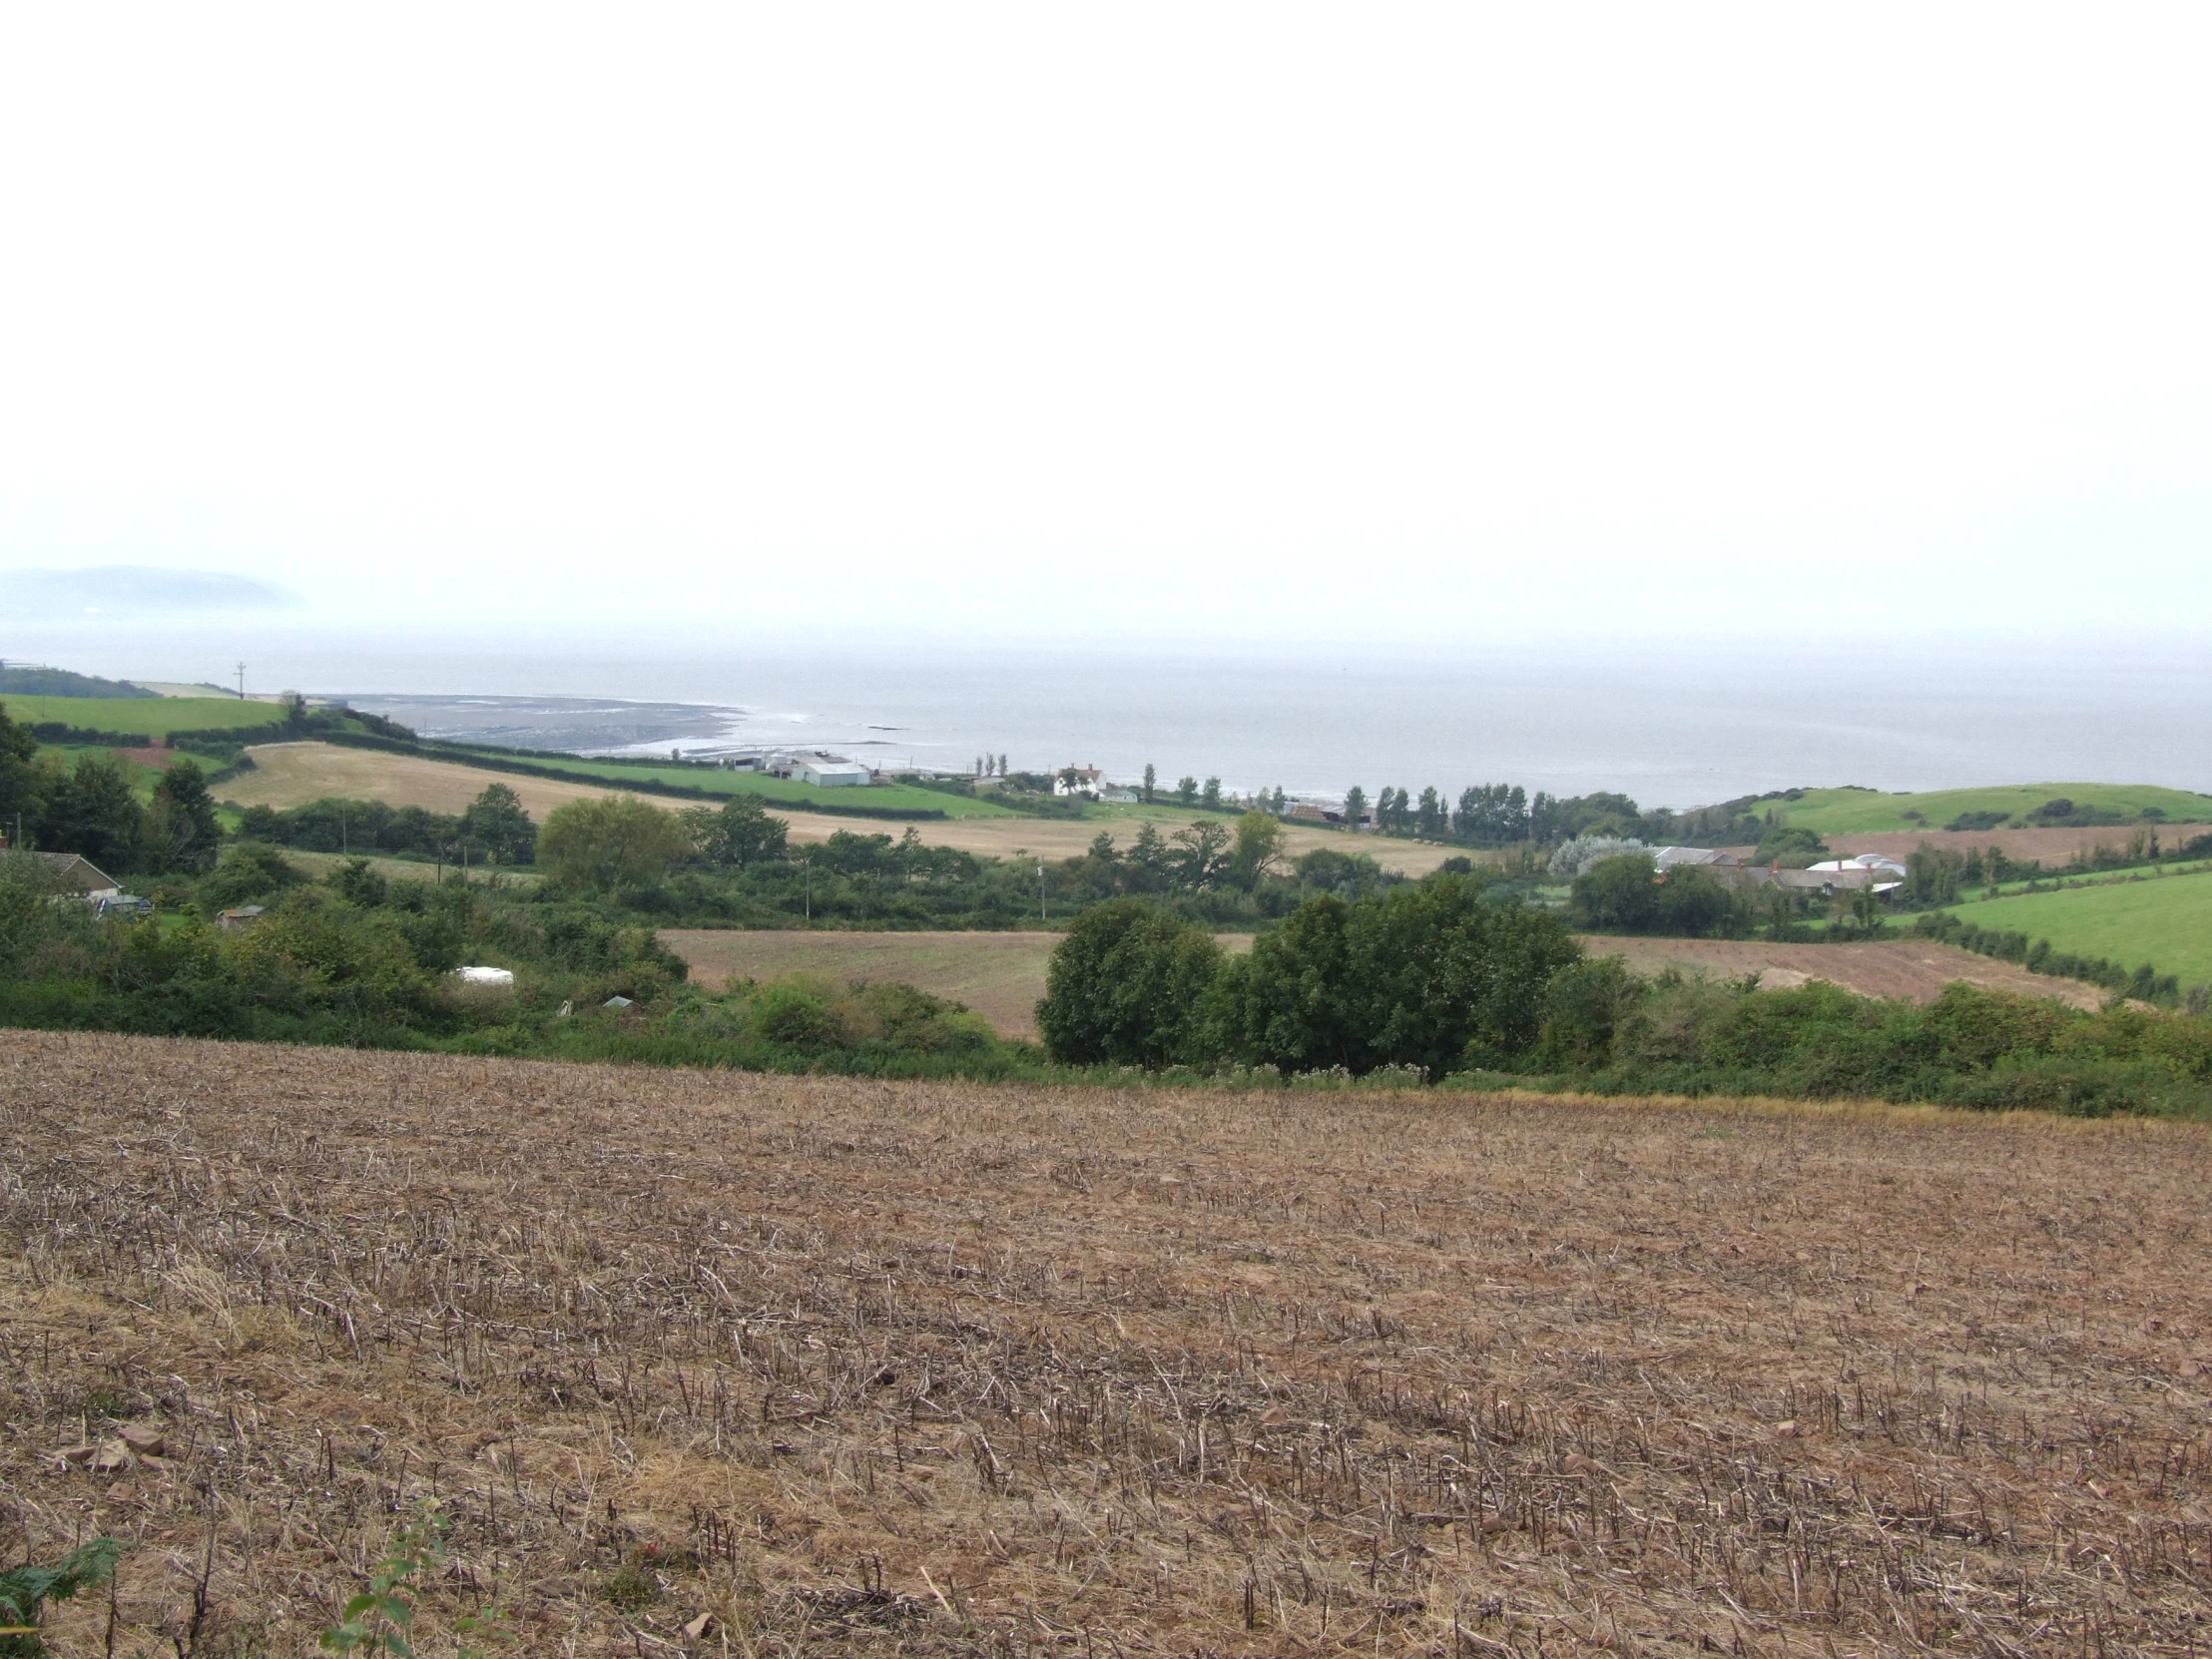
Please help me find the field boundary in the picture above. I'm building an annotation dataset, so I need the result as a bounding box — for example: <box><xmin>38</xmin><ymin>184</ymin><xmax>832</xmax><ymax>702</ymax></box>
<box><xmin>319</xmin><ymin>732</ymin><xmax>951</xmax><ymax>821</ymax></box>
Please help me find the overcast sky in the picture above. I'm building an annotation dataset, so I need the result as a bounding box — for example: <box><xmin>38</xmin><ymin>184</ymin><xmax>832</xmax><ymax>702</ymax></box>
<box><xmin>1</xmin><ymin>7</ymin><xmax>2206</xmax><ymax>647</ymax></box>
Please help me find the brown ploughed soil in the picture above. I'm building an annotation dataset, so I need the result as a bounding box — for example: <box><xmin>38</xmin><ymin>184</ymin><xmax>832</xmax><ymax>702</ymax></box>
<box><xmin>1578</xmin><ymin>935</ymin><xmax>2109</xmax><ymax>1008</ymax></box>
<box><xmin>6</xmin><ymin>1030</ymin><xmax>2210</xmax><ymax>1654</ymax></box>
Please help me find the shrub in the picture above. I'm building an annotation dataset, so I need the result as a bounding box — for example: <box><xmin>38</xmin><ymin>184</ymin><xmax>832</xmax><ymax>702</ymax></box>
<box><xmin>1037</xmin><ymin>899</ymin><xmax>1224</xmax><ymax>1066</ymax></box>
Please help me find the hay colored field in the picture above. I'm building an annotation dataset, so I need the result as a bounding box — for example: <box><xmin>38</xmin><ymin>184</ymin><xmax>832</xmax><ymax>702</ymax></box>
<box><xmin>664</xmin><ymin>928</ymin><xmax>1256</xmax><ymax>1039</ymax></box>
<box><xmin>661</xmin><ymin>928</ymin><xmax>2107</xmax><ymax>1038</ymax></box>
<box><xmin>0</xmin><ymin>692</ymin><xmax>286</xmax><ymax>737</ymax></box>
<box><xmin>1579</xmin><ymin>933</ymin><xmax>2109</xmax><ymax>1008</ymax></box>
<box><xmin>1939</xmin><ymin>864</ymin><xmax>2212</xmax><ymax>985</ymax></box>
<box><xmin>4</xmin><ymin>1031</ymin><xmax>2209</xmax><ymax>1654</ymax></box>
<box><xmin>228</xmin><ymin>741</ymin><xmax>1465</xmax><ymax>872</ymax></box>
<box><xmin>1770</xmin><ymin>781</ymin><xmax>2212</xmax><ymax>835</ymax></box>
<box><xmin>500</xmin><ymin>755</ymin><xmax>1015</xmax><ymax>818</ymax></box>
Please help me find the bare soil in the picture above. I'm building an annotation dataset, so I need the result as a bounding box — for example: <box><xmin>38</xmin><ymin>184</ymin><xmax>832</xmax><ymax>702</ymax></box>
<box><xmin>1578</xmin><ymin>935</ymin><xmax>2107</xmax><ymax>1008</ymax></box>
<box><xmin>5</xmin><ymin>1031</ymin><xmax>2209</xmax><ymax>1655</ymax></box>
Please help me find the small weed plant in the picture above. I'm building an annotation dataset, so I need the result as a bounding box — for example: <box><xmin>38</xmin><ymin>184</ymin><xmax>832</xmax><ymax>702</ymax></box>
<box><xmin>0</xmin><ymin>1539</ymin><xmax>121</xmax><ymax>1657</ymax></box>
<box><xmin>319</xmin><ymin>1504</ymin><xmax>504</xmax><ymax>1658</ymax></box>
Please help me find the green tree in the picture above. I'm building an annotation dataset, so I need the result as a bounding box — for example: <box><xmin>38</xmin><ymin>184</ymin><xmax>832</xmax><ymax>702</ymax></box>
<box><xmin>1343</xmin><ymin>785</ymin><xmax>1368</xmax><ymax>829</ymax></box>
<box><xmin>1213</xmin><ymin>875</ymin><xmax>1581</xmax><ymax>1074</ymax></box>
<box><xmin>38</xmin><ymin>753</ymin><xmax>144</xmax><ymax>870</ymax></box>
<box><xmin>1415</xmin><ymin>786</ymin><xmax>1446</xmax><ymax>838</ymax></box>
<box><xmin>1175</xmin><ymin>775</ymin><xmax>1199</xmax><ymax>807</ymax></box>
<box><xmin>537</xmin><ymin>797</ymin><xmax>691</xmax><ymax>891</ymax></box>
<box><xmin>1201</xmin><ymin>777</ymin><xmax>1223</xmax><ymax>811</ymax></box>
<box><xmin>1171</xmin><ymin>820</ymin><xmax>1231</xmax><ymax>888</ymax></box>
<box><xmin>1125</xmin><ymin>821</ymin><xmax>1170</xmax><ymax>887</ymax></box>
<box><xmin>684</xmin><ymin>793</ymin><xmax>790</xmax><ymax>868</ymax></box>
<box><xmin>1229</xmin><ymin>810</ymin><xmax>1285</xmax><ymax>888</ymax></box>
<box><xmin>1142</xmin><ymin>763</ymin><xmax>1156</xmax><ymax>803</ymax></box>
<box><xmin>459</xmin><ymin>783</ymin><xmax>537</xmax><ymax>864</ymax></box>
<box><xmin>0</xmin><ymin>702</ymin><xmax>45</xmax><ymax>842</ymax></box>
<box><xmin>146</xmin><ymin>757</ymin><xmax>222</xmax><ymax>874</ymax></box>
<box><xmin>1569</xmin><ymin>852</ymin><xmax>1660</xmax><ymax>931</ymax></box>
<box><xmin>329</xmin><ymin>856</ymin><xmax>389</xmax><ymax>907</ymax></box>
<box><xmin>1037</xmin><ymin>899</ymin><xmax>1224</xmax><ymax>1065</ymax></box>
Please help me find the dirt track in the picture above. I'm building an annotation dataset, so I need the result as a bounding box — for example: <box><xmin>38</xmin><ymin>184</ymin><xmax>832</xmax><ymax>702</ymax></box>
<box><xmin>1580</xmin><ymin>934</ymin><xmax>2106</xmax><ymax>1007</ymax></box>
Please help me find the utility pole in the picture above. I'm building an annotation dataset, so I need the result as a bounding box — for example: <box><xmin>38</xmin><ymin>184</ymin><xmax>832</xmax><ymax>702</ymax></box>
<box><xmin>1037</xmin><ymin>860</ymin><xmax>1046</xmax><ymax>923</ymax></box>
<box><xmin>236</xmin><ymin>662</ymin><xmax>247</xmax><ymax>700</ymax></box>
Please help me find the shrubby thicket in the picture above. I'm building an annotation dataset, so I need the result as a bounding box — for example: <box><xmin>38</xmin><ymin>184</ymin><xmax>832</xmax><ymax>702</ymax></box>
<box><xmin>1034</xmin><ymin>886</ymin><xmax>2212</xmax><ymax>1115</ymax></box>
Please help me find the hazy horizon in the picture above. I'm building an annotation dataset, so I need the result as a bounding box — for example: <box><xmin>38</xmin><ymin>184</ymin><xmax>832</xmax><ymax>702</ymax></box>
<box><xmin>3</xmin><ymin>9</ymin><xmax>2209</xmax><ymax>653</ymax></box>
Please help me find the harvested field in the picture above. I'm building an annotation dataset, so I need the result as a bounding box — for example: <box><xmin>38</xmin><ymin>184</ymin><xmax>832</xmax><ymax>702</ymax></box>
<box><xmin>229</xmin><ymin>742</ymin><xmax>1458</xmax><ymax>873</ymax></box>
<box><xmin>1720</xmin><ymin>825</ymin><xmax>2212</xmax><ymax>866</ymax></box>
<box><xmin>1579</xmin><ymin>936</ymin><xmax>2109</xmax><ymax>1009</ymax></box>
<box><xmin>663</xmin><ymin>929</ymin><xmax>1253</xmax><ymax>1040</ymax></box>
<box><xmin>6</xmin><ymin>1033</ymin><xmax>2212</xmax><ymax>1654</ymax></box>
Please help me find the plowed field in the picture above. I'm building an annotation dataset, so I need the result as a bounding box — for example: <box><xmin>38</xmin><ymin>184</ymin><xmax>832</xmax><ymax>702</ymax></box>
<box><xmin>5</xmin><ymin>1032</ymin><xmax>2209</xmax><ymax>1654</ymax></box>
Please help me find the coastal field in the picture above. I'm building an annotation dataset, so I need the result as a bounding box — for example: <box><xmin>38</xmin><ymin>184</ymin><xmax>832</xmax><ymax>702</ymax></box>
<box><xmin>5</xmin><ymin>1030</ymin><xmax>2209</xmax><ymax>1654</ymax></box>
<box><xmin>224</xmin><ymin>741</ymin><xmax>1466</xmax><ymax>873</ymax></box>
<box><xmin>1767</xmin><ymin>781</ymin><xmax>2212</xmax><ymax>836</ymax></box>
<box><xmin>0</xmin><ymin>692</ymin><xmax>286</xmax><ymax>738</ymax></box>
<box><xmin>482</xmin><ymin>754</ymin><xmax>1019</xmax><ymax>819</ymax></box>
<box><xmin>1938</xmin><ymin>864</ymin><xmax>2212</xmax><ymax>986</ymax></box>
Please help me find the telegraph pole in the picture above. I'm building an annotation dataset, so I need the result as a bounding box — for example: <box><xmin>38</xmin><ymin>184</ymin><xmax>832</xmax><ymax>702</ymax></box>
<box><xmin>236</xmin><ymin>662</ymin><xmax>247</xmax><ymax>700</ymax></box>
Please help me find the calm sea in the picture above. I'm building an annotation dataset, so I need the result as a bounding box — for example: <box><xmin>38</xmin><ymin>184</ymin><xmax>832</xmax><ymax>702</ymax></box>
<box><xmin>13</xmin><ymin>628</ymin><xmax>2212</xmax><ymax>811</ymax></box>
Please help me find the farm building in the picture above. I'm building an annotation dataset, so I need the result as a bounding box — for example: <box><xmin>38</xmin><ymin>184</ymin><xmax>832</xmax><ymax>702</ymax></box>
<box><xmin>0</xmin><ymin>848</ymin><xmax>122</xmax><ymax>896</ymax></box>
<box><xmin>794</xmin><ymin>756</ymin><xmax>870</xmax><ymax>787</ymax></box>
<box><xmin>217</xmin><ymin>905</ymin><xmax>267</xmax><ymax>931</ymax></box>
<box><xmin>1653</xmin><ymin>846</ymin><xmax>1742</xmax><ymax>870</ymax></box>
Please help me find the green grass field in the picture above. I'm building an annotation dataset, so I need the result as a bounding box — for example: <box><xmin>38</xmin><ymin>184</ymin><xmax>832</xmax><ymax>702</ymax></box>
<box><xmin>0</xmin><ymin>694</ymin><xmax>290</xmax><ymax>738</ymax></box>
<box><xmin>1940</xmin><ymin>865</ymin><xmax>2212</xmax><ymax>985</ymax></box>
<box><xmin>502</xmin><ymin>757</ymin><xmax>1017</xmax><ymax>818</ymax></box>
<box><xmin>1771</xmin><ymin>782</ymin><xmax>2212</xmax><ymax>835</ymax></box>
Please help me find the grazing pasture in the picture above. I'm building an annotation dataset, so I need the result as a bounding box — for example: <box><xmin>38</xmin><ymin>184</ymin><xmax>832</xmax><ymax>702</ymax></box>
<box><xmin>4</xmin><ymin>1030</ymin><xmax>2209</xmax><ymax>1655</ymax></box>
<box><xmin>0</xmin><ymin>693</ymin><xmax>284</xmax><ymax>738</ymax></box>
<box><xmin>1936</xmin><ymin>864</ymin><xmax>2212</xmax><ymax>986</ymax></box>
<box><xmin>1766</xmin><ymin>782</ymin><xmax>2212</xmax><ymax>837</ymax></box>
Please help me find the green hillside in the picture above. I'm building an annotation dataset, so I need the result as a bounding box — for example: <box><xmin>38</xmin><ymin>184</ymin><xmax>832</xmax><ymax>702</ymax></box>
<box><xmin>0</xmin><ymin>694</ymin><xmax>287</xmax><ymax>738</ymax></box>
<box><xmin>1939</xmin><ymin>866</ymin><xmax>2212</xmax><ymax>985</ymax></box>
<box><xmin>1771</xmin><ymin>782</ymin><xmax>2212</xmax><ymax>836</ymax></box>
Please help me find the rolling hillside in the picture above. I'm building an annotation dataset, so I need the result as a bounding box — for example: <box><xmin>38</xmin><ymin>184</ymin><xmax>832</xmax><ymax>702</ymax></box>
<box><xmin>1769</xmin><ymin>782</ymin><xmax>2212</xmax><ymax>835</ymax></box>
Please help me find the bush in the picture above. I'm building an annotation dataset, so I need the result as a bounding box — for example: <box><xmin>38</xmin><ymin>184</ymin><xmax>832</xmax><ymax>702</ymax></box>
<box><xmin>539</xmin><ymin>798</ymin><xmax>691</xmax><ymax>891</ymax></box>
<box><xmin>1037</xmin><ymin>898</ymin><xmax>1224</xmax><ymax>1065</ymax></box>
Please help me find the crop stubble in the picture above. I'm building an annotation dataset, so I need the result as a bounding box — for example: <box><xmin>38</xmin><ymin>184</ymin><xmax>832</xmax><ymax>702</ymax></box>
<box><xmin>3</xmin><ymin>1031</ymin><xmax>2209</xmax><ymax>1655</ymax></box>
